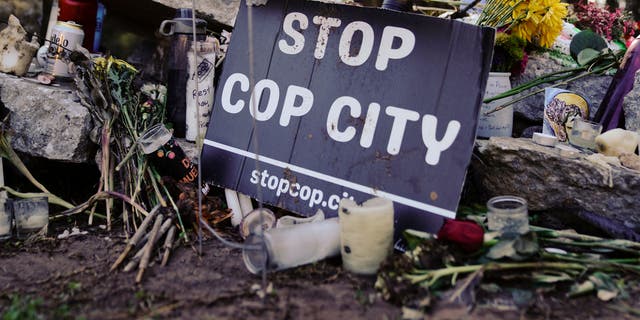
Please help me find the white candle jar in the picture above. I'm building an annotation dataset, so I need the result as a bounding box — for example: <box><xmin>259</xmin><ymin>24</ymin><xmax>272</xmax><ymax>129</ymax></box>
<box><xmin>339</xmin><ymin>197</ymin><xmax>394</xmax><ymax>275</ymax></box>
<box><xmin>14</xmin><ymin>197</ymin><xmax>49</xmax><ymax>239</ymax></box>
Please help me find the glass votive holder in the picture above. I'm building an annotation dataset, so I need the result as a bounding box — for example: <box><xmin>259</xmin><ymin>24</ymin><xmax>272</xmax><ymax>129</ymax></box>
<box><xmin>0</xmin><ymin>198</ymin><xmax>12</xmax><ymax>241</ymax></box>
<box><xmin>13</xmin><ymin>197</ymin><xmax>49</xmax><ymax>239</ymax></box>
<box><xmin>568</xmin><ymin>118</ymin><xmax>603</xmax><ymax>150</ymax></box>
<box><xmin>242</xmin><ymin>218</ymin><xmax>341</xmax><ymax>274</ymax></box>
<box><xmin>486</xmin><ymin>195</ymin><xmax>529</xmax><ymax>236</ymax></box>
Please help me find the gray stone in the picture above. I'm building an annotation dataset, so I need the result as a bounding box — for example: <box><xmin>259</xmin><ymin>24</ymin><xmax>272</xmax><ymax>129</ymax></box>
<box><xmin>472</xmin><ymin>137</ymin><xmax>640</xmax><ymax>225</ymax></box>
<box><xmin>0</xmin><ymin>0</ymin><xmax>42</xmax><ymax>36</ymax></box>
<box><xmin>0</xmin><ymin>73</ymin><xmax>95</xmax><ymax>163</ymax></box>
<box><xmin>152</xmin><ymin>0</ymin><xmax>240</xmax><ymax>27</ymax></box>
<box><xmin>510</xmin><ymin>53</ymin><xmax>612</xmax><ymax>123</ymax></box>
<box><xmin>622</xmin><ymin>70</ymin><xmax>640</xmax><ymax>131</ymax></box>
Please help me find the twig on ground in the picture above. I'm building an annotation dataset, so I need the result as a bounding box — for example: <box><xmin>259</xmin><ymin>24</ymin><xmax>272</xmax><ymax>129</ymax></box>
<box><xmin>110</xmin><ymin>204</ymin><xmax>161</xmax><ymax>271</ymax></box>
<box><xmin>162</xmin><ymin>226</ymin><xmax>177</xmax><ymax>267</ymax></box>
<box><xmin>137</xmin><ymin>214</ymin><xmax>164</xmax><ymax>283</ymax></box>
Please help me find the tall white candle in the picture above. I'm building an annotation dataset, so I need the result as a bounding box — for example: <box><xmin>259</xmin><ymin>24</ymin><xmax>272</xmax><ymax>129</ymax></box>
<box><xmin>186</xmin><ymin>39</ymin><xmax>217</xmax><ymax>142</ymax></box>
<box><xmin>339</xmin><ymin>197</ymin><xmax>394</xmax><ymax>275</ymax></box>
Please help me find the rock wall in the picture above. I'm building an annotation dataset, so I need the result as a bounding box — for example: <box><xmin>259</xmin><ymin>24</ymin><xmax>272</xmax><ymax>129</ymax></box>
<box><xmin>0</xmin><ymin>73</ymin><xmax>95</xmax><ymax>163</ymax></box>
<box><xmin>152</xmin><ymin>0</ymin><xmax>240</xmax><ymax>27</ymax></box>
<box><xmin>472</xmin><ymin>137</ymin><xmax>640</xmax><ymax>225</ymax></box>
<box><xmin>0</xmin><ymin>0</ymin><xmax>42</xmax><ymax>36</ymax></box>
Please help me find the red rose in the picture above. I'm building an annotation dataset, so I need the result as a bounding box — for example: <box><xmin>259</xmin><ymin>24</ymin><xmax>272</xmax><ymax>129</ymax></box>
<box><xmin>437</xmin><ymin>219</ymin><xmax>484</xmax><ymax>253</ymax></box>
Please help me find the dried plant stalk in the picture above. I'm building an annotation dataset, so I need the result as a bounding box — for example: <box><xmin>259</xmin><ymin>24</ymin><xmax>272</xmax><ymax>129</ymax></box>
<box><xmin>136</xmin><ymin>214</ymin><xmax>163</xmax><ymax>283</ymax></box>
<box><xmin>123</xmin><ymin>217</ymin><xmax>173</xmax><ymax>272</ymax></box>
<box><xmin>110</xmin><ymin>204</ymin><xmax>160</xmax><ymax>271</ymax></box>
<box><xmin>161</xmin><ymin>226</ymin><xmax>176</xmax><ymax>267</ymax></box>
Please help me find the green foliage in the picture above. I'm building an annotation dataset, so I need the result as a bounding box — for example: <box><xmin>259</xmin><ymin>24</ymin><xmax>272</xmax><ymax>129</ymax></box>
<box><xmin>576</xmin><ymin>48</ymin><xmax>602</xmax><ymax>66</ymax></box>
<box><xmin>67</xmin><ymin>281</ymin><xmax>82</xmax><ymax>292</ymax></box>
<box><xmin>485</xmin><ymin>232</ymin><xmax>539</xmax><ymax>261</ymax></box>
<box><xmin>2</xmin><ymin>295</ymin><xmax>42</xmax><ymax>320</ymax></box>
<box><xmin>377</xmin><ymin>204</ymin><xmax>640</xmax><ymax>312</ymax></box>
<box><xmin>570</xmin><ymin>30</ymin><xmax>607</xmax><ymax>61</ymax></box>
<box><xmin>491</xmin><ymin>33</ymin><xmax>527</xmax><ymax>72</ymax></box>
<box><xmin>52</xmin><ymin>304</ymin><xmax>71</xmax><ymax>320</ymax></box>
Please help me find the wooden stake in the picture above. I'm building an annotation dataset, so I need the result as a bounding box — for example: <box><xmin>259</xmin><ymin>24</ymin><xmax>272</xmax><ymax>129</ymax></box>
<box><xmin>136</xmin><ymin>214</ymin><xmax>163</xmax><ymax>283</ymax></box>
<box><xmin>161</xmin><ymin>226</ymin><xmax>176</xmax><ymax>267</ymax></box>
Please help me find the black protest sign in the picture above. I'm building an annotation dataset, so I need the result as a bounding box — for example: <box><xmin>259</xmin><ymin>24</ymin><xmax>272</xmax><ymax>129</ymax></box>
<box><xmin>202</xmin><ymin>0</ymin><xmax>494</xmax><ymax>233</ymax></box>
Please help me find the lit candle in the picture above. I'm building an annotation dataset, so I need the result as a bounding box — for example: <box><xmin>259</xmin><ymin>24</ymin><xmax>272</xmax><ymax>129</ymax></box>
<box><xmin>339</xmin><ymin>197</ymin><xmax>394</xmax><ymax>275</ymax></box>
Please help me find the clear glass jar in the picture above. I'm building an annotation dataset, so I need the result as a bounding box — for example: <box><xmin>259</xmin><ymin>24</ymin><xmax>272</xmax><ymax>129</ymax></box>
<box><xmin>0</xmin><ymin>198</ymin><xmax>12</xmax><ymax>240</ymax></box>
<box><xmin>486</xmin><ymin>195</ymin><xmax>529</xmax><ymax>235</ymax></box>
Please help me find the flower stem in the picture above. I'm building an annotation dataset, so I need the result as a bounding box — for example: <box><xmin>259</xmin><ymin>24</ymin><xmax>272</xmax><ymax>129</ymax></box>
<box><xmin>407</xmin><ymin>261</ymin><xmax>586</xmax><ymax>286</ymax></box>
<box><xmin>484</xmin><ymin>61</ymin><xmax>616</xmax><ymax>115</ymax></box>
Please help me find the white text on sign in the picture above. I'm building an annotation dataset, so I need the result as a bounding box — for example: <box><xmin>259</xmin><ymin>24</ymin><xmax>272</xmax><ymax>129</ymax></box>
<box><xmin>278</xmin><ymin>12</ymin><xmax>415</xmax><ymax>71</ymax></box>
<box><xmin>220</xmin><ymin>73</ymin><xmax>460</xmax><ymax>165</ymax></box>
<box><xmin>217</xmin><ymin>12</ymin><xmax>461</xmax><ymax>166</ymax></box>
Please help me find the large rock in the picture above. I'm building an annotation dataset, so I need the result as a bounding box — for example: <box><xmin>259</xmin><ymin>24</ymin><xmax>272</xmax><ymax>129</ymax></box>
<box><xmin>152</xmin><ymin>0</ymin><xmax>240</xmax><ymax>27</ymax></box>
<box><xmin>0</xmin><ymin>73</ymin><xmax>95</xmax><ymax>163</ymax></box>
<box><xmin>0</xmin><ymin>0</ymin><xmax>42</xmax><ymax>36</ymax></box>
<box><xmin>510</xmin><ymin>53</ymin><xmax>612</xmax><ymax>122</ymax></box>
<box><xmin>472</xmin><ymin>137</ymin><xmax>640</xmax><ymax>225</ymax></box>
<box><xmin>622</xmin><ymin>70</ymin><xmax>640</xmax><ymax>131</ymax></box>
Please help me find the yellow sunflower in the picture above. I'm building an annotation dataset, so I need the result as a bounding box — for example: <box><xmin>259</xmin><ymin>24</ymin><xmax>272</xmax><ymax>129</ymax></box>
<box><xmin>482</xmin><ymin>0</ymin><xmax>568</xmax><ymax>48</ymax></box>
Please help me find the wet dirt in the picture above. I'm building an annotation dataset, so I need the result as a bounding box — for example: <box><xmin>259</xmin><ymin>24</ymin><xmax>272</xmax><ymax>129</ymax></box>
<box><xmin>0</xmin><ymin>220</ymin><xmax>639</xmax><ymax>320</ymax></box>
<box><xmin>0</xmin><ymin>220</ymin><xmax>401</xmax><ymax>320</ymax></box>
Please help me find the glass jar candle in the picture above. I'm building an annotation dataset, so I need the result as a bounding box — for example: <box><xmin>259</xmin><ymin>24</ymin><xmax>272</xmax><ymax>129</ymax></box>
<box><xmin>14</xmin><ymin>197</ymin><xmax>49</xmax><ymax>239</ymax></box>
<box><xmin>486</xmin><ymin>195</ymin><xmax>529</xmax><ymax>235</ymax></box>
<box><xmin>0</xmin><ymin>198</ymin><xmax>12</xmax><ymax>240</ymax></box>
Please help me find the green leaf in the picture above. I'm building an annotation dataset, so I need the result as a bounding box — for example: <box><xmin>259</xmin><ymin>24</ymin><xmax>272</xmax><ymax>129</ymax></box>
<box><xmin>513</xmin><ymin>232</ymin><xmax>539</xmax><ymax>256</ymax></box>
<box><xmin>403</xmin><ymin>229</ymin><xmax>435</xmax><ymax>251</ymax></box>
<box><xmin>589</xmin><ymin>272</ymin><xmax>619</xmax><ymax>301</ymax></box>
<box><xmin>569</xmin><ymin>279</ymin><xmax>595</xmax><ymax>297</ymax></box>
<box><xmin>485</xmin><ymin>232</ymin><xmax>539</xmax><ymax>261</ymax></box>
<box><xmin>577</xmin><ymin>48</ymin><xmax>601</xmax><ymax>66</ymax></box>
<box><xmin>532</xmin><ymin>271</ymin><xmax>574</xmax><ymax>284</ymax></box>
<box><xmin>486</xmin><ymin>238</ymin><xmax>517</xmax><ymax>260</ymax></box>
<box><xmin>570</xmin><ymin>30</ymin><xmax>607</xmax><ymax>60</ymax></box>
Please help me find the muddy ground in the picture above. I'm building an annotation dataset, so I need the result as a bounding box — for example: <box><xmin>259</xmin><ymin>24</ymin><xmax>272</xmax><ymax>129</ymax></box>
<box><xmin>1</xmin><ymin>217</ymin><xmax>640</xmax><ymax>320</ymax></box>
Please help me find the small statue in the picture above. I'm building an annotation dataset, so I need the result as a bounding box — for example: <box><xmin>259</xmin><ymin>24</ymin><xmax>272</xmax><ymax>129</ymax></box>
<box><xmin>0</xmin><ymin>15</ymin><xmax>40</xmax><ymax>76</ymax></box>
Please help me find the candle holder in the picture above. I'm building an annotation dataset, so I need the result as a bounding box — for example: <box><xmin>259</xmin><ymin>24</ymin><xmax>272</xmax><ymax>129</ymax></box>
<box><xmin>568</xmin><ymin>117</ymin><xmax>603</xmax><ymax>151</ymax></box>
<box><xmin>239</xmin><ymin>208</ymin><xmax>276</xmax><ymax>240</ymax></box>
<box><xmin>13</xmin><ymin>197</ymin><xmax>49</xmax><ymax>239</ymax></box>
<box><xmin>486</xmin><ymin>195</ymin><xmax>529</xmax><ymax>236</ymax></box>
<box><xmin>242</xmin><ymin>218</ymin><xmax>340</xmax><ymax>274</ymax></box>
<box><xmin>0</xmin><ymin>198</ymin><xmax>12</xmax><ymax>241</ymax></box>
